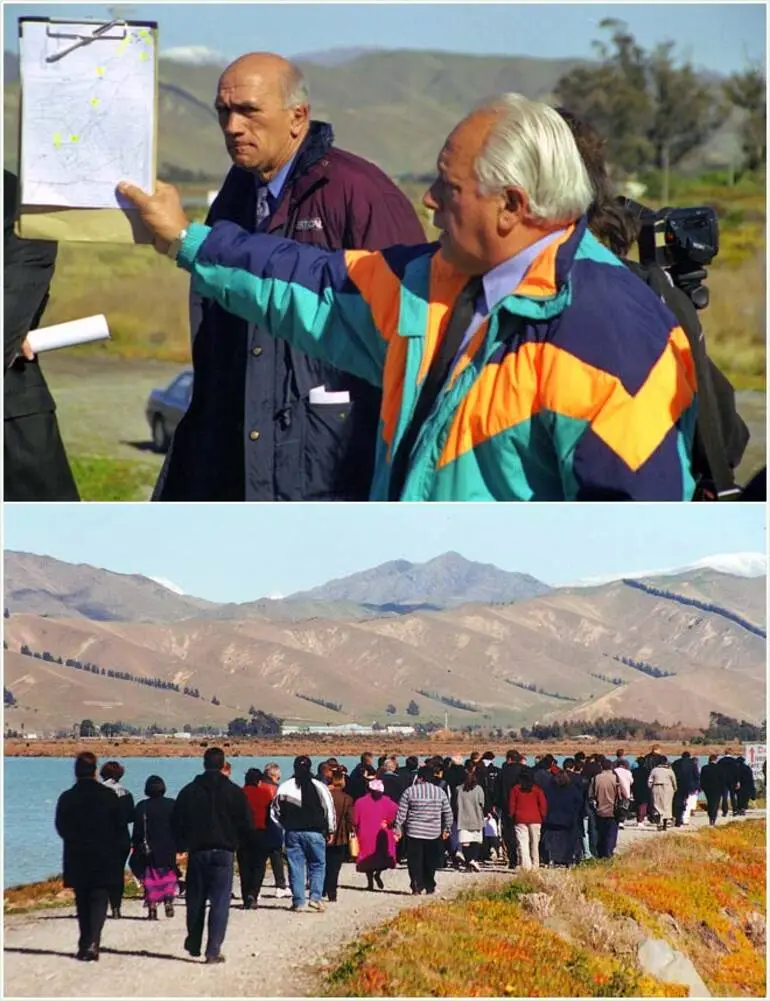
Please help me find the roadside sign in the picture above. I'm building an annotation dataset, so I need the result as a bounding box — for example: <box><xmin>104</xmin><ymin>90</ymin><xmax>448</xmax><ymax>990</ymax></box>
<box><xmin>744</xmin><ymin>743</ymin><xmax>766</xmax><ymax>782</ymax></box>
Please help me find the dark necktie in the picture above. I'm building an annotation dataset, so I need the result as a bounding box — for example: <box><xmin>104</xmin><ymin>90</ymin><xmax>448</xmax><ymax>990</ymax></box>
<box><xmin>255</xmin><ymin>186</ymin><xmax>272</xmax><ymax>230</ymax></box>
<box><xmin>388</xmin><ymin>276</ymin><xmax>483</xmax><ymax>500</ymax></box>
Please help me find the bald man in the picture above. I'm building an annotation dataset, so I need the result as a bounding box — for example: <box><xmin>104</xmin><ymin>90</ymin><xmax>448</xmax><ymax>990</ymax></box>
<box><xmin>153</xmin><ymin>53</ymin><xmax>425</xmax><ymax>502</ymax></box>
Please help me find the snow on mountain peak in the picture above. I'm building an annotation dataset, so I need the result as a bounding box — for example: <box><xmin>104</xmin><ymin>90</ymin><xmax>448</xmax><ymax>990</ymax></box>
<box><xmin>161</xmin><ymin>45</ymin><xmax>225</xmax><ymax>65</ymax></box>
<box><xmin>681</xmin><ymin>552</ymin><xmax>767</xmax><ymax>577</ymax></box>
<box><xmin>567</xmin><ymin>552</ymin><xmax>766</xmax><ymax>587</ymax></box>
<box><xmin>148</xmin><ymin>576</ymin><xmax>186</xmax><ymax>595</ymax></box>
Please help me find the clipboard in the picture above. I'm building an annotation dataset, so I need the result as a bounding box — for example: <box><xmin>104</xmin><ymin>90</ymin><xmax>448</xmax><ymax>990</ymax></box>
<box><xmin>16</xmin><ymin>16</ymin><xmax>159</xmax><ymax>244</ymax></box>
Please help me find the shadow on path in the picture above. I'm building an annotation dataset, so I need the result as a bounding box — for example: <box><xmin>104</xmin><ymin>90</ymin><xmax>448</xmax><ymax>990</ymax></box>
<box><xmin>337</xmin><ymin>883</ymin><xmax>413</xmax><ymax>897</ymax></box>
<box><xmin>4</xmin><ymin>946</ymin><xmax>199</xmax><ymax>964</ymax></box>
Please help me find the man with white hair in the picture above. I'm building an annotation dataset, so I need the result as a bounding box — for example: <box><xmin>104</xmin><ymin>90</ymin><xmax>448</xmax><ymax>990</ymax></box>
<box><xmin>120</xmin><ymin>92</ymin><xmax>697</xmax><ymax>501</ymax></box>
<box><xmin>151</xmin><ymin>52</ymin><xmax>424</xmax><ymax>502</ymax></box>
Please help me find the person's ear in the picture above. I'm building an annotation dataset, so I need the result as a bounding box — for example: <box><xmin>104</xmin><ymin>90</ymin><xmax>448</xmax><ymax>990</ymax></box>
<box><xmin>289</xmin><ymin>103</ymin><xmax>309</xmax><ymax>137</ymax></box>
<box><xmin>499</xmin><ymin>186</ymin><xmax>527</xmax><ymax>234</ymax></box>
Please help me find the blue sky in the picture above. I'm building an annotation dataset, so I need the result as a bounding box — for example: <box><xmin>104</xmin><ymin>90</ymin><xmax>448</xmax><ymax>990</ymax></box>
<box><xmin>3</xmin><ymin>504</ymin><xmax>765</xmax><ymax>602</ymax></box>
<box><xmin>3</xmin><ymin>2</ymin><xmax>765</xmax><ymax>74</ymax></box>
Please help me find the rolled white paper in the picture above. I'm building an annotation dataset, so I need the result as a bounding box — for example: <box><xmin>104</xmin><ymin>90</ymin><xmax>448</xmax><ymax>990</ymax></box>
<box><xmin>26</xmin><ymin>314</ymin><xmax>110</xmax><ymax>354</ymax></box>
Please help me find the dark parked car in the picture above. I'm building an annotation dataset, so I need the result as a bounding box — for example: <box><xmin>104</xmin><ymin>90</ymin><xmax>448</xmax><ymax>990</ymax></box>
<box><xmin>146</xmin><ymin>370</ymin><xmax>193</xmax><ymax>452</ymax></box>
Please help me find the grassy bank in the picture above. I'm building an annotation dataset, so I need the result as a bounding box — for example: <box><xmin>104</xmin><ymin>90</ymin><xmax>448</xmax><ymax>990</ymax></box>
<box><xmin>326</xmin><ymin>820</ymin><xmax>766</xmax><ymax>997</ymax></box>
<box><xmin>4</xmin><ymin>873</ymin><xmax>142</xmax><ymax>916</ymax></box>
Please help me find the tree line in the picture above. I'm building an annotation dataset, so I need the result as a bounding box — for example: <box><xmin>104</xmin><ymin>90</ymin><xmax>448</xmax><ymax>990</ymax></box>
<box><xmin>622</xmin><ymin>579</ymin><xmax>766</xmax><ymax>638</ymax></box>
<box><xmin>554</xmin><ymin>19</ymin><xmax>765</xmax><ymax>176</ymax></box>
<box><xmin>518</xmin><ymin>713</ymin><xmax>765</xmax><ymax>743</ymax></box>
<box><xmin>16</xmin><ymin>643</ymin><xmax>219</xmax><ymax>705</ymax></box>
<box><xmin>415</xmin><ymin>690</ymin><xmax>479</xmax><ymax>712</ymax></box>
<box><xmin>610</xmin><ymin>654</ymin><xmax>675</xmax><ymax>679</ymax></box>
<box><xmin>505</xmin><ymin>679</ymin><xmax>578</xmax><ymax>702</ymax></box>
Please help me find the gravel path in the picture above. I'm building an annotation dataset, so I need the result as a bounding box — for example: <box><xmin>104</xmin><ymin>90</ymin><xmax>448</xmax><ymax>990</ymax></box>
<box><xmin>4</xmin><ymin>810</ymin><xmax>761</xmax><ymax>998</ymax></box>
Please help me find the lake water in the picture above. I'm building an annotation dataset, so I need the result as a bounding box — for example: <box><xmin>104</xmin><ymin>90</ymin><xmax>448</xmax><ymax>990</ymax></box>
<box><xmin>3</xmin><ymin>753</ymin><xmax>712</xmax><ymax>888</ymax></box>
<box><xmin>3</xmin><ymin>755</ymin><xmax>361</xmax><ymax>888</ymax></box>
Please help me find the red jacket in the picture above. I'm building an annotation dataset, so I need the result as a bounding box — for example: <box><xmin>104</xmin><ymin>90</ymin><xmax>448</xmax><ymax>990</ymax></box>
<box><xmin>509</xmin><ymin>784</ymin><xmax>548</xmax><ymax>825</ymax></box>
<box><xmin>243</xmin><ymin>782</ymin><xmax>275</xmax><ymax>830</ymax></box>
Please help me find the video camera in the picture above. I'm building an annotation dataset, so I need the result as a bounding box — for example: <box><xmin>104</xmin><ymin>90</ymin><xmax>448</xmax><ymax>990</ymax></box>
<box><xmin>620</xmin><ymin>200</ymin><xmax>719</xmax><ymax>310</ymax></box>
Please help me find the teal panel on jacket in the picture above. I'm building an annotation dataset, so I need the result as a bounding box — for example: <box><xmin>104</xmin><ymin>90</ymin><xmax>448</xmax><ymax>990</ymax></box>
<box><xmin>407</xmin><ymin>413</ymin><xmax>590</xmax><ymax>501</ymax></box>
<box><xmin>189</xmin><ymin>263</ymin><xmax>385</xmax><ymax>388</ymax></box>
<box><xmin>573</xmin><ymin>230</ymin><xmax>626</xmax><ymax>266</ymax></box>
<box><xmin>677</xmin><ymin>404</ymin><xmax>698</xmax><ymax>500</ymax></box>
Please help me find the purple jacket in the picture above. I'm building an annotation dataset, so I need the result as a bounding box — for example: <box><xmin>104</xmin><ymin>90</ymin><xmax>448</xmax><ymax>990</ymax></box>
<box><xmin>154</xmin><ymin>121</ymin><xmax>425</xmax><ymax>501</ymax></box>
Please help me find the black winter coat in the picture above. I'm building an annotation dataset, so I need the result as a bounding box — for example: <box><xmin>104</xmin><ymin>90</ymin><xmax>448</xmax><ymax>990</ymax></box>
<box><xmin>631</xmin><ymin>763</ymin><xmax>651</xmax><ymax>803</ymax></box>
<box><xmin>737</xmin><ymin>762</ymin><xmax>756</xmax><ymax>800</ymax></box>
<box><xmin>717</xmin><ymin>756</ymin><xmax>739</xmax><ymax>790</ymax></box>
<box><xmin>172</xmin><ymin>771</ymin><xmax>253</xmax><ymax>853</ymax></box>
<box><xmin>154</xmin><ymin>121</ymin><xmax>425</xmax><ymax>502</ymax></box>
<box><xmin>672</xmin><ymin>757</ymin><xmax>700</xmax><ymax>797</ymax></box>
<box><xmin>699</xmin><ymin>763</ymin><xmax>724</xmax><ymax>798</ymax></box>
<box><xmin>132</xmin><ymin>796</ymin><xmax>177</xmax><ymax>870</ymax></box>
<box><xmin>55</xmin><ymin>779</ymin><xmax>125</xmax><ymax>888</ymax></box>
<box><xmin>4</xmin><ymin>170</ymin><xmax>79</xmax><ymax>501</ymax></box>
<box><xmin>496</xmin><ymin>762</ymin><xmax>524</xmax><ymax>811</ymax></box>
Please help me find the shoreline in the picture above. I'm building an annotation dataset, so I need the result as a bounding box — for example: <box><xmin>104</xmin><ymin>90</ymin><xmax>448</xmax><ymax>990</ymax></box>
<box><xmin>4</xmin><ymin>737</ymin><xmax>742</xmax><ymax>759</ymax></box>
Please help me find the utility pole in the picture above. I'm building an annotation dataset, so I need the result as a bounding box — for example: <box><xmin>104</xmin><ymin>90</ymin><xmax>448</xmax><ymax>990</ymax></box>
<box><xmin>444</xmin><ymin>711</ymin><xmax>448</xmax><ymax>732</ymax></box>
<box><xmin>661</xmin><ymin>142</ymin><xmax>670</xmax><ymax>204</ymax></box>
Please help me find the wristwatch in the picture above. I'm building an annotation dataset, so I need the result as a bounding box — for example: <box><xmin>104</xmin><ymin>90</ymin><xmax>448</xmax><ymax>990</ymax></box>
<box><xmin>166</xmin><ymin>228</ymin><xmax>188</xmax><ymax>260</ymax></box>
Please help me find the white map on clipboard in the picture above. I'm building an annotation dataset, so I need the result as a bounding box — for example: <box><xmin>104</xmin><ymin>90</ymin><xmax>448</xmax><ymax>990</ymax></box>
<box><xmin>19</xmin><ymin>20</ymin><xmax>156</xmax><ymax>209</ymax></box>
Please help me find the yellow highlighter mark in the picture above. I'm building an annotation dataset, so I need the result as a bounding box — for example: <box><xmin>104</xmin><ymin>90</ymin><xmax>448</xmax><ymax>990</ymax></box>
<box><xmin>96</xmin><ymin>66</ymin><xmax>105</xmax><ymax>77</ymax></box>
<box><xmin>139</xmin><ymin>51</ymin><xmax>148</xmax><ymax>62</ymax></box>
<box><xmin>138</xmin><ymin>29</ymin><xmax>150</xmax><ymax>39</ymax></box>
<box><xmin>53</xmin><ymin>132</ymin><xmax>62</xmax><ymax>148</ymax></box>
<box><xmin>117</xmin><ymin>35</ymin><xmax>130</xmax><ymax>55</ymax></box>
<box><xmin>70</xmin><ymin>135</ymin><xmax>80</xmax><ymax>143</ymax></box>
<box><xmin>90</xmin><ymin>97</ymin><xmax>101</xmax><ymax>107</ymax></box>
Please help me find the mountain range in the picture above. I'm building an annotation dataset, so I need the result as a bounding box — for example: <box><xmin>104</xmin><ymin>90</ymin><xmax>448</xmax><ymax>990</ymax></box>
<box><xmin>3</xmin><ymin>47</ymin><xmax>743</xmax><ymax>178</ymax></box>
<box><xmin>3</xmin><ymin>550</ymin><xmax>765</xmax><ymax>734</ymax></box>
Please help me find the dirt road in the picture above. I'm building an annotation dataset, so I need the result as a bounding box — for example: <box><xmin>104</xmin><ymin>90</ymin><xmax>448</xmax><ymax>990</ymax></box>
<box><xmin>3</xmin><ymin>811</ymin><xmax>760</xmax><ymax>999</ymax></box>
<box><xmin>41</xmin><ymin>355</ymin><xmax>767</xmax><ymax>501</ymax></box>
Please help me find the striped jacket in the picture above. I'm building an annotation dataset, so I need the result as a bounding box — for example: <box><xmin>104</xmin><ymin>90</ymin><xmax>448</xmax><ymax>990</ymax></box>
<box><xmin>177</xmin><ymin>217</ymin><xmax>697</xmax><ymax>501</ymax></box>
<box><xmin>394</xmin><ymin>780</ymin><xmax>453</xmax><ymax>840</ymax></box>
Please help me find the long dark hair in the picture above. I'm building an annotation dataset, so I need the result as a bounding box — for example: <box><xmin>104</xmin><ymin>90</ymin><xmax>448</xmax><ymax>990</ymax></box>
<box><xmin>294</xmin><ymin>754</ymin><xmax>323</xmax><ymax>811</ymax></box>
<box><xmin>293</xmin><ymin>755</ymin><xmax>314</xmax><ymax>786</ymax></box>
<box><xmin>556</xmin><ymin>107</ymin><xmax>639</xmax><ymax>258</ymax></box>
<box><xmin>518</xmin><ymin>767</ymin><xmax>534</xmax><ymax>793</ymax></box>
<box><xmin>462</xmin><ymin>767</ymin><xmax>478</xmax><ymax>791</ymax></box>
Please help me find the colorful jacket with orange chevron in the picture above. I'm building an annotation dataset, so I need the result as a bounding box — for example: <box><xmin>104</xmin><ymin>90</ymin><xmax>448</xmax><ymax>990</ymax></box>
<box><xmin>177</xmin><ymin>216</ymin><xmax>697</xmax><ymax>501</ymax></box>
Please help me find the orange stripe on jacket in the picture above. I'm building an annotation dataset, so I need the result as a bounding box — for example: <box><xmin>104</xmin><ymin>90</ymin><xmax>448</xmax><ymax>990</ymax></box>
<box><xmin>380</xmin><ymin>334</ymin><xmax>409</xmax><ymax>453</ymax></box>
<box><xmin>417</xmin><ymin>256</ymin><xmax>467</xmax><ymax>385</ymax></box>
<box><xmin>514</xmin><ymin>225</ymin><xmax>575</xmax><ymax>298</ymax></box>
<box><xmin>438</xmin><ymin>330</ymin><xmax>695</xmax><ymax>471</ymax></box>
<box><xmin>591</xmin><ymin>325</ymin><xmax>696</xmax><ymax>470</ymax></box>
<box><xmin>344</xmin><ymin>250</ymin><xmax>403</xmax><ymax>343</ymax></box>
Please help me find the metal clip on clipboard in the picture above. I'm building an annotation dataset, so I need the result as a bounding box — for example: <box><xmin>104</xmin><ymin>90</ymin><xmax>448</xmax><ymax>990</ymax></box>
<box><xmin>45</xmin><ymin>19</ymin><xmax>127</xmax><ymax>63</ymax></box>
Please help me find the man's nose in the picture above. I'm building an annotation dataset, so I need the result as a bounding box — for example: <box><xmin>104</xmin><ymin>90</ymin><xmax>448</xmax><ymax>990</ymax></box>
<box><xmin>221</xmin><ymin>112</ymin><xmax>244</xmax><ymax>134</ymax></box>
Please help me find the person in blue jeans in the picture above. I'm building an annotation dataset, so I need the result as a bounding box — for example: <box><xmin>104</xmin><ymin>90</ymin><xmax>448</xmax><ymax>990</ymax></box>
<box><xmin>171</xmin><ymin>748</ymin><xmax>253</xmax><ymax>962</ymax></box>
<box><xmin>272</xmin><ymin>756</ymin><xmax>336</xmax><ymax>912</ymax></box>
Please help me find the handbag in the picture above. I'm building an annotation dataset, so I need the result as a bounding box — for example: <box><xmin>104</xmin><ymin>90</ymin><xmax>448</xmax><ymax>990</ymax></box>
<box><xmin>348</xmin><ymin>832</ymin><xmax>360</xmax><ymax>860</ymax></box>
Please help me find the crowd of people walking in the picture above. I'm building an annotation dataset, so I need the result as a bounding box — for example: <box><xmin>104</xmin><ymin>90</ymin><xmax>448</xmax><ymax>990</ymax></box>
<box><xmin>54</xmin><ymin>745</ymin><xmax>759</xmax><ymax>963</ymax></box>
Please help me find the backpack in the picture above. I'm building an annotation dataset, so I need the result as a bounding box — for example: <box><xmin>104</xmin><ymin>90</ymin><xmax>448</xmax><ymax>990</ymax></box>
<box><xmin>623</xmin><ymin>260</ymin><xmax>752</xmax><ymax>500</ymax></box>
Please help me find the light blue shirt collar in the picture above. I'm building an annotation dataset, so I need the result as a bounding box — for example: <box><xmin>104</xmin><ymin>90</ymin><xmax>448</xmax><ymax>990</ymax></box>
<box><xmin>257</xmin><ymin>150</ymin><xmax>298</xmax><ymax>203</ymax></box>
<box><xmin>480</xmin><ymin>228</ymin><xmax>567</xmax><ymax>314</ymax></box>
<box><xmin>455</xmin><ymin>228</ymin><xmax>568</xmax><ymax>362</ymax></box>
